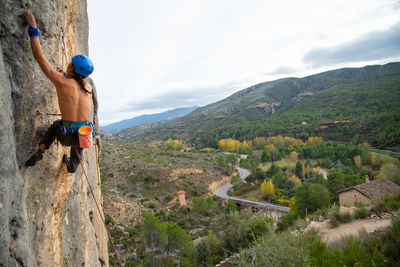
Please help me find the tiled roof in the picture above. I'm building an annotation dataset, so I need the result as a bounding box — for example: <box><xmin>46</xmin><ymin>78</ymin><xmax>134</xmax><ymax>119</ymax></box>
<box><xmin>337</xmin><ymin>179</ymin><xmax>400</xmax><ymax>199</ymax></box>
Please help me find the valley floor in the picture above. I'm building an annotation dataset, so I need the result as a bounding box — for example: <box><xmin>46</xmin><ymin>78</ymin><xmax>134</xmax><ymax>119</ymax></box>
<box><xmin>308</xmin><ymin>217</ymin><xmax>392</xmax><ymax>244</ymax></box>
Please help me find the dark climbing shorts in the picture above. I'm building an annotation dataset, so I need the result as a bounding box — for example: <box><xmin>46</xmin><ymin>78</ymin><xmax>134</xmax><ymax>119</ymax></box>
<box><xmin>40</xmin><ymin>120</ymin><xmax>83</xmax><ymax>173</ymax></box>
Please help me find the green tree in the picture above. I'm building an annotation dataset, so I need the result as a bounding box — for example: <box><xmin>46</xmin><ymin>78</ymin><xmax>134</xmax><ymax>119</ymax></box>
<box><xmin>295</xmin><ymin>183</ymin><xmax>331</xmax><ymax>216</ymax></box>
<box><xmin>206</xmin><ymin>196</ymin><xmax>218</xmax><ymax>215</ymax></box>
<box><xmin>227</xmin><ymin>199</ymin><xmax>238</xmax><ymax>213</ymax></box>
<box><xmin>231</xmin><ymin>174</ymin><xmax>242</xmax><ymax>185</ymax></box>
<box><xmin>217</xmin><ymin>154</ymin><xmax>232</xmax><ymax>175</ymax></box>
<box><xmin>234</xmin><ymin>231</ymin><xmax>312</xmax><ymax>266</ymax></box>
<box><xmin>383</xmin><ymin>163</ymin><xmax>400</xmax><ymax>185</ymax></box>
<box><xmin>240</xmin><ymin>149</ymin><xmax>259</xmax><ymax>171</ymax></box>
<box><xmin>226</xmin><ymin>153</ymin><xmax>238</xmax><ymax>170</ymax></box>
<box><xmin>249</xmin><ymin>216</ymin><xmax>274</xmax><ymax>239</ymax></box>
<box><xmin>272</xmin><ymin>171</ymin><xmax>290</xmax><ymax>189</ymax></box>
<box><xmin>192</xmin><ymin>197</ymin><xmax>209</xmax><ymax>216</ymax></box>
<box><xmin>267</xmin><ymin>163</ymin><xmax>282</xmax><ymax>177</ymax></box>
<box><xmin>246</xmin><ymin>167</ymin><xmax>265</xmax><ymax>182</ymax></box>
<box><xmin>211</xmin><ymin>210</ymin><xmax>253</xmax><ymax>252</ymax></box>
<box><xmin>162</xmin><ymin>222</ymin><xmax>194</xmax><ymax>261</ymax></box>
<box><xmin>327</xmin><ymin>172</ymin><xmax>363</xmax><ymax>200</ymax></box>
<box><xmin>142</xmin><ymin>213</ymin><xmax>167</xmax><ymax>267</ymax></box>
<box><xmin>142</xmin><ymin>213</ymin><xmax>194</xmax><ymax>265</ymax></box>
<box><xmin>261</xmin><ymin>150</ymin><xmax>271</xmax><ymax>162</ymax></box>
<box><xmin>271</xmin><ymin>149</ymin><xmax>282</xmax><ymax>161</ymax></box>
<box><xmin>195</xmin><ymin>231</ymin><xmax>224</xmax><ymax>266</ymax></box>
<box><xmin>295</xmin><ymin>161</ymin><xmax>303</xmax><ymax>178</ymax></box>
<box><xmin>304</xmin><ymin>158</ymin><xmax>313</xmax><ymax>178</ymax></box>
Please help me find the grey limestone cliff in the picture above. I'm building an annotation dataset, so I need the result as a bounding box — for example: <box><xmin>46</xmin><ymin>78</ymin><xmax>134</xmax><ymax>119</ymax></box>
<box><xmin>0</xmin><ymin>0</ymin><xmax>108</xmax><ymax>266</ymax></box>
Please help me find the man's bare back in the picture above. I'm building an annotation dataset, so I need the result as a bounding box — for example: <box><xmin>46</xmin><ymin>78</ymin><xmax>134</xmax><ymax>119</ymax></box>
<box><xmin>57</xmin><ymin>66</ymin><xmax>92</xmax><ymax>121</ymax></box>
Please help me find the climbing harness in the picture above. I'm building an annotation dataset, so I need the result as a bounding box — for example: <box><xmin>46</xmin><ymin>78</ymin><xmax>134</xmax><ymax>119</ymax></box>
<box><xmin>62</xmin><ymin>120</ymin><xmax>87</xmax><ymax>133</ymax></box>
<box><xmin>75</xmin><ymin>147</ymin><xmax>123</xmax><ymax>266</ymax></box>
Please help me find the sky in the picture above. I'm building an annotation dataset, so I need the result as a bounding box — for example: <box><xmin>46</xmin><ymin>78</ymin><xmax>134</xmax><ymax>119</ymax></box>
<box><xmin>87</xmin><ymin>0</ymin><xmax>400</xmax><ymax>125</ymax></box>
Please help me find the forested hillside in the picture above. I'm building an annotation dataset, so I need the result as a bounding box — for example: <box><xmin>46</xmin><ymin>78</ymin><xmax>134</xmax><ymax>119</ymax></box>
<box><xmin>131</xmin><ymin>63</ymin><xmax>400</xmax><ymax>151</ymax></box>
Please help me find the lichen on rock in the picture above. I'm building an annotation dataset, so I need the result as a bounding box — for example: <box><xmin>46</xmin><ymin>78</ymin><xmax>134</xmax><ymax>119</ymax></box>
<box><xmin>0</xmin><ymin>1</ymin><xmax>108</xmax><ymax>266</ymax></box>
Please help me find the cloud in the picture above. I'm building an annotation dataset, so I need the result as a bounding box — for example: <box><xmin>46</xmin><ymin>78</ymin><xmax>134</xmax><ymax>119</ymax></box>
<box><xmin>303</xmin><ymin>21</ymin><xmax>400</xmax><ymax>66</ymax></box>
<box><xmin>265</xmin><ymin>66</ymin><xmax>299</xmax><ymax>76</ymax></box>
<box><xmin>122</xmin><ymin>82</ymin><xmax>243</xmax><ymax>113</ymax></box>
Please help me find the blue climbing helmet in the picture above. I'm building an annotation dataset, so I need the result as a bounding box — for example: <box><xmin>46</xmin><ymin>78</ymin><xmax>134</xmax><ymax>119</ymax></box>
<box><xmin>71</xmin><ymin>54</ymin><xmax>94</xmax><ymax>77</ymax></box>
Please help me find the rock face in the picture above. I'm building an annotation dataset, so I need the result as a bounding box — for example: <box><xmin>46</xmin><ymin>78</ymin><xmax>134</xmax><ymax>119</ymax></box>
<box><xmin>0</xmin><ymin>1</ymin><xmax>108</xmax><ymax>266</ymax></box>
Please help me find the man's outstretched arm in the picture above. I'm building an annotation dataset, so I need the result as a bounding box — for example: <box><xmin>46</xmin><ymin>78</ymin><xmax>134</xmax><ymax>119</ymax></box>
<box><xmin>24</xmin><ymin>10</ymin><xmax>63</xmax><ymax>85</ymax></box>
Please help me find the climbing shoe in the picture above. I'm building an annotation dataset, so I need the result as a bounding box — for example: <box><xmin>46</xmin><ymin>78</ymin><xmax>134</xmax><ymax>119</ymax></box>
<box><xmin>62</xmin><ymin>154</ymin><xmax>70</xmax><ymax>167</ymax></box>
<box><xmin>25</xmin><ymin>150</ymin><xmax>43</xmax><ymax>166</ymax></box>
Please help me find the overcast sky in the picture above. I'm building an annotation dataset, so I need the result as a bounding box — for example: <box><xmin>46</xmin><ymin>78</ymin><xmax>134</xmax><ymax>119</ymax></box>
<box><xmin>87</xmin><ymin>0</ymin><xmax>400</xmax><ymax>125</ymax></box>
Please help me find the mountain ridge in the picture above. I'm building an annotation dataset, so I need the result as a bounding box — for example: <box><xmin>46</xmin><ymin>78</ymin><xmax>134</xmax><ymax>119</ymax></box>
<box><xmin>102</xmin><ymin>106</ymin><xmax>198</xmax><ymax>133</ymax></box>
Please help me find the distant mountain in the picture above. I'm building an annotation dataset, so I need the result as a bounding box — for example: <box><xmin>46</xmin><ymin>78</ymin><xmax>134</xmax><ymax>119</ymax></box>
<box><xmin>101</xmin><ymin>106</ymin><xmax>198</xmax><ymax>133</ymax></box>
<box><xmin>116</xmin><ymin>121</ymin><xmax>165</xmax><ymax>139</ymax></box>
<box><xmin>130</xmin><ymin>63</ymin><xmax>400</xmax><ymax>150</ymax></box>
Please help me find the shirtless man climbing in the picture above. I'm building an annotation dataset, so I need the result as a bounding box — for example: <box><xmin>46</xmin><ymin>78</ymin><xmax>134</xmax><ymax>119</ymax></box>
<box><xmin>24</xmin><ymin>10</ymin><xmax>96</xmax><ymax>173</ymax></box>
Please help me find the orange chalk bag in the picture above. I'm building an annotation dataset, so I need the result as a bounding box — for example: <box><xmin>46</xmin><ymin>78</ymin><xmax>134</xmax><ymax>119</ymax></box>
<box><xmin>78</xmin><ymin>126</ymin><xmax>93</xmax><ymax>148</ymax></box>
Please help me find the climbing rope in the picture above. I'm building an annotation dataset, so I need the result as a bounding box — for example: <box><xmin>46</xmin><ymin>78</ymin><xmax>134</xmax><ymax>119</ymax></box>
<box><xmin>60</xmin><ymin>27</ymin><xmax>67</xmax><ymax>71</ymax></box>
<box><xmin>75</xmin><ymin>148</ymin><xmax>123</xmax><ymax>266</ymax></box>
<box><xmin>95</xmin><ymin>145</ymin><xmax>101</xmax><ymax>188</ymax></box>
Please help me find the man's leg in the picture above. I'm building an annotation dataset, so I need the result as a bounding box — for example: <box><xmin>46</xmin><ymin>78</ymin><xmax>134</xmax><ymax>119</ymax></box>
<box><xmin>26</xmin><ymin>120</ymin><xmax>63</xmax><ymax>166</ymax></box>
<box><xmin>64</xmin><ymin>146</ymin><xmax>83</xmax><ymax>173</ymax></box>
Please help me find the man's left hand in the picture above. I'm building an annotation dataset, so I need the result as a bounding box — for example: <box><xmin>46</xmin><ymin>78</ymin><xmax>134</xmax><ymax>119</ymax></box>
<box><xmin>24</xmin><ymin>10</ymin><xmax>37</xmax><ymax>28</ymax></box>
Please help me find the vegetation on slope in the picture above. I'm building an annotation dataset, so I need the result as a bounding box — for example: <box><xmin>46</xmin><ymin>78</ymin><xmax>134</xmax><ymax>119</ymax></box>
<box><xmin>198</xmin><ymin>72</ymin><xmax>400</xmax><ymax>151</ymax></box>
<box><xmin>130</xmin><ymin>63</ymin><xmax>400</xmax><ymax>151</ymax></box>
<box><xmin>234</xmin><ymin>216</ymin><xmax>400</xmax><ymax>266</ymax></box>
<box><xmin>100</xmin><ymin>135</ymin><xmax>400</xmax><ymax>266</ymax></box>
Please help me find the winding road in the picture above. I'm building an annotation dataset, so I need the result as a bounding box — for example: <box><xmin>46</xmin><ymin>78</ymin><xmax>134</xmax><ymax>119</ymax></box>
<box><xmin>215</xmin><ymin>165</ymin><xmax>290</xmax><ymax>213</ymax></box>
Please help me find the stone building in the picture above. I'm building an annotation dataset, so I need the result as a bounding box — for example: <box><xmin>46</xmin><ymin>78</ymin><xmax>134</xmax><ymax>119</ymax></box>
<box><xmin>177</xmin><ymin>190</ymin><xmax>187</xmax><ymax>206</ymax></box>
<box><xmin>337</xmin><ymin>179</ymin><xmax>400</xmax><ymax>207</ymax></box>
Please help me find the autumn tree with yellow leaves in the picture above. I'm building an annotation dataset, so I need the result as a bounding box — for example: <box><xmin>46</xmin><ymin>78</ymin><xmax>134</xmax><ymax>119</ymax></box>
<box><xmin>289</xmin><ymin>151</ymin><xmax>299</xmax><ymax>162</ymax></box>
<box><xmin>368</xmin><ymin>152</ymin><xmax>378</xmax><ymax>167</ymax></box>
<box><xmin>164</xmin><ymin>140</ymin><xmax>184</xmax><ymax>150</ymax></box>
<box><xmin>267</xmin><ymin>136</ymin><xmax>304</xmax><ymax>146</ymax></box>
<box><xmin>241</xmin><ymin>140</ymin><xmax>250</xmax><ymax>152</ymax></box>
<box><xmin>354</xmin><ymin>155</ymin><xmax>362</xmax><ymax>169</ymax></box>
<box><xmin>218</xmin><ymin>138</ymin><xmax>240</xmax><ymax>152</ymax></box>
<box><xmin>218</xmin><ymin>138</ymin><xmax>250</xmax><ymax>153</ymax></box>
<box><xmin>253</xmin><ymin>137</ymin><xmax>267</xmax><ymax>149</ymax></box>
<box><xmin>264</xmin><ymin>144</ymin><xmax>275</xmax><ymax>153</ymax></box>
<box><xmin>306</xmin><ymin>136</ymin><xmax>323</xmax><ymax>145</ymax></box>
<box><xmin>358</xmin><ymin>142</ymin><xmax>371</xmax><ymax>152</ymax></box>
<box><xmin>260</xmin><ymin>179</ymin><xmax>274</xmax><ymax>200</ymax></box>
<box><xmin>289</xmin><ymin>175</ymin><xmax>302</xmax><ymax>187</ymax></box>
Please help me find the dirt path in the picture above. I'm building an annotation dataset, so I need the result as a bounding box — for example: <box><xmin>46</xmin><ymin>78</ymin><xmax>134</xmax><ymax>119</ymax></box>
<box><xmin>308</xmin><ymin>218</ymin><xmax>392</xmax><ymax>244</ymax></box>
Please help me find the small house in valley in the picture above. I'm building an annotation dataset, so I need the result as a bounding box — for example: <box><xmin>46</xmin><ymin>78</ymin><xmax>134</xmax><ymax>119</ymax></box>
<box><xmin>176</xmin><ymin>190</ymin><xmax>187</xmax><ymax>206</ymax></box>
<box><xmin>337</xmin><ymin>179</ymin><xmax>400</xmax><ymax>207</ymax></box>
